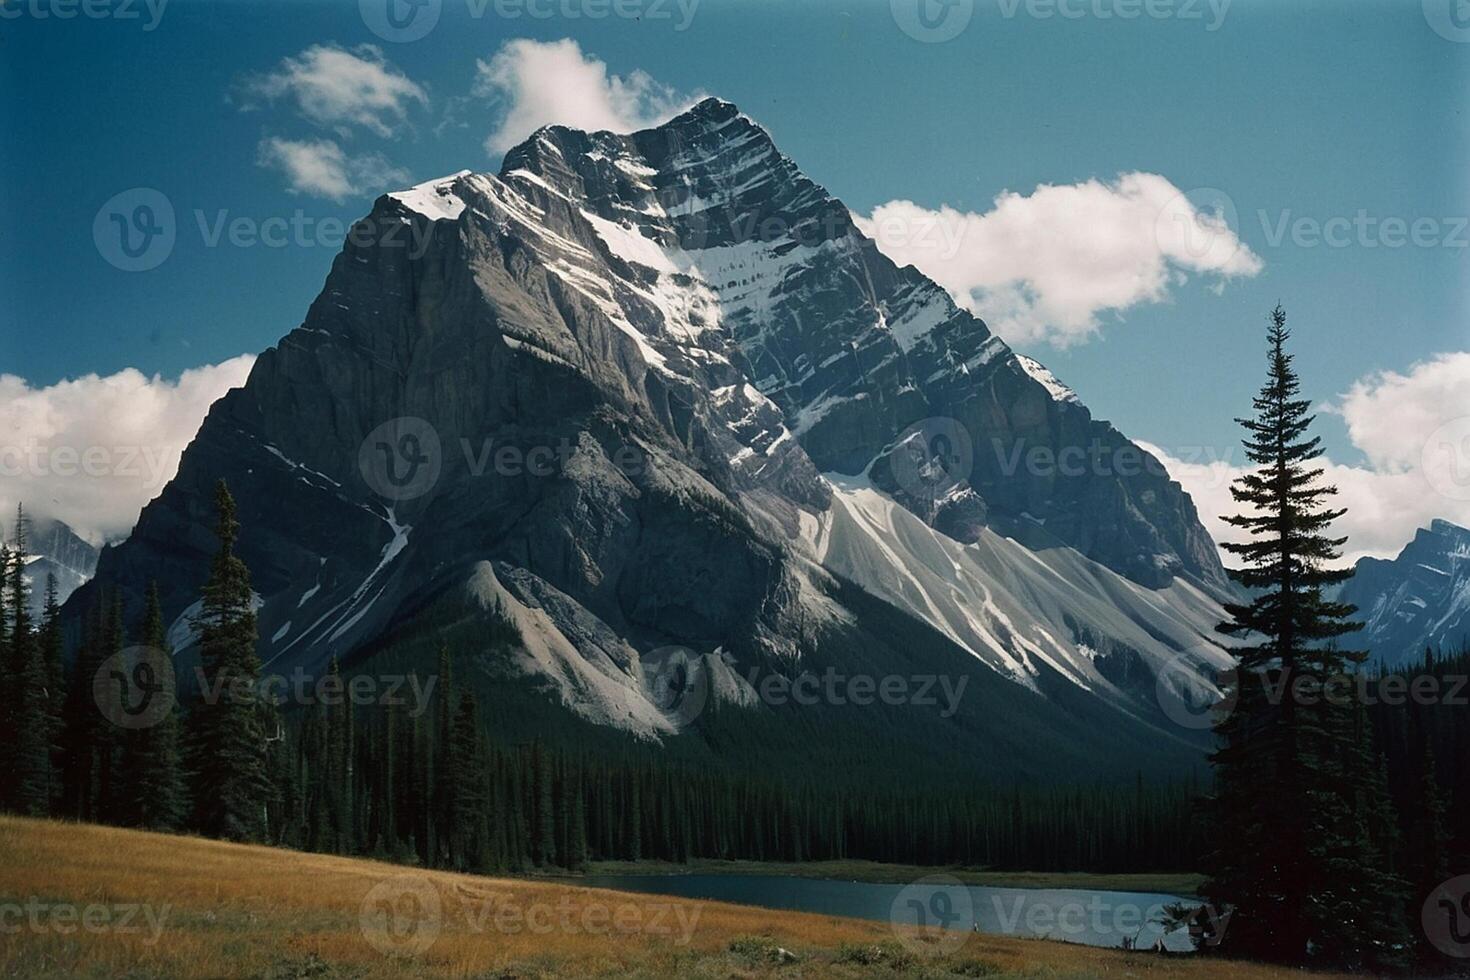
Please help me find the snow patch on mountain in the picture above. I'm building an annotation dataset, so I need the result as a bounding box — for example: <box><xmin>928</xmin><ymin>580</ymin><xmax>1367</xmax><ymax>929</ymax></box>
<box><xmin>388</xmin><ymin>171</ymin><xmax>471</xmax><ymax>221</ymax></box>
<box><xmin>1015</xmin><ymin>354</ymin><xmax>1080</xmax><ymax>404</ymax></box>
<box><xmin>806</xmin><ymin>474</ymin><xmax>1231</xmax><ymax>702</ymax></box>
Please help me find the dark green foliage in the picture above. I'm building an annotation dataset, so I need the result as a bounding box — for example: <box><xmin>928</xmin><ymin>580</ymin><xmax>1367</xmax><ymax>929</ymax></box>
<box><xmin>1204</xmin><ymin>308</ymin><xmax>1409</xmax><ymax>971</ymax></box>
<box><xmin>118</xmin><ymin>583</ymin><xmax>187</xmax><ymax>830</ymax></box>
<box><xmin>1</xmin><ymin>507</ymin><xmax>56</xmax><ymax>815</ymax></box>
<box><xmin>185</xmin><ymin>481</ymin><xmax>274</xmax><ymax>841</ymax></box>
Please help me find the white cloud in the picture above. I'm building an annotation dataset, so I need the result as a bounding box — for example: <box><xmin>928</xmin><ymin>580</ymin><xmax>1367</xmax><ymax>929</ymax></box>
<box><xmin>256</xmin><ymin>137</ymin><xmax>409</xmax><ymax>202</ymax></box>
<box><xmin>1146</xmin><ymin>351</ymin><xmax>1470</xmax><ymax>566</ymax></box>
<box><xmin>238</xmin><ymin>43</ymin><xmax>428</xmax><ymax>138</ymax></box>
<box><xmin>855</xmin><ymin>174</ymin><xmax>1263</xmax><ymax>348</ymax></box>
<box><xmin>0</xmin><ymin>356</ymin><xmax>257</xmax><ymax>544</ymax></box>
<box><xmin>475</xmin><ymin>38</ymin><xmax>699</xmax><ymax>156</ymax></box>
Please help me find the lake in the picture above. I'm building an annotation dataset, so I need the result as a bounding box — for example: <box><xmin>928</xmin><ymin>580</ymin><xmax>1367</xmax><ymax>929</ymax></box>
<box><xmin>575</xmin><ymin>873</ymin><xmax>1199</xmax><ymax>951</ymax></box>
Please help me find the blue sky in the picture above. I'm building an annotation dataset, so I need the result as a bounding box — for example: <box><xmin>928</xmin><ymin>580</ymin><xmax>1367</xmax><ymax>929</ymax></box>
<box><xmin>2</xmin><ymin>0</ymin><xmax>1468</xmax><ymax>553</ymax></box>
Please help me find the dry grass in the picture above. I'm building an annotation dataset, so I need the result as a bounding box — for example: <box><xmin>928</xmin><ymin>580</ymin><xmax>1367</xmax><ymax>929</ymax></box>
<box><xmin>0</xmin><ymin>816</ymin><xmax>1352</xmax><ymax>979</ymax></box>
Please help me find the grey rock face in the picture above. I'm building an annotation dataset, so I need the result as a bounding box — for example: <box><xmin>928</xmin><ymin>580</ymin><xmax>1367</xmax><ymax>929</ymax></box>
<box><xmin>10</xmin><ymin>518</ymin><xmax>98</xmax><ymax>622</ymax></box>
<box><xmin>68</xmin><ymin>98</ymin><xmax>1229</xmax><ymax>740</ymax></box>
<box><xmin>1338</xmin><ymin>518</ymin><xmax>1470</xmax><ymax>664</ymax></box>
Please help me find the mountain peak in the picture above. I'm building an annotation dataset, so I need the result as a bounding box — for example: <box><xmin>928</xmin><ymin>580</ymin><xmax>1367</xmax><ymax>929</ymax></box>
<box><xmin>1428</xmin><ymin>517</ymin><xmax>1469</xmax><ymax>539</ymax></box>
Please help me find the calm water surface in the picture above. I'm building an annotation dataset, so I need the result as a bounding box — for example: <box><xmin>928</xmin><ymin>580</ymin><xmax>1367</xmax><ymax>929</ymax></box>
<box><xmin>574</xmin><ymin>873</ymin><xmax>1199</xmax><ymax>951</ymax></box>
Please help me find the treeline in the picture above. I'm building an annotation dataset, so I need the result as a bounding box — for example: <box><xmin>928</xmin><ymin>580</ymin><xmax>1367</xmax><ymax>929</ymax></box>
<box><xmin>1</xmin><ymin>481</ymin><xmax>1464</xmax><ymax>915</ymax></box>
<box><xmin>268</xmin><ymin>658</ymin><xmax>1206</xmax><ymax>873</ymax></box>
<box><xmin>0</xmin><ymin>489</ymin><xmax>1205</xmax><ymax>877</ymax></box>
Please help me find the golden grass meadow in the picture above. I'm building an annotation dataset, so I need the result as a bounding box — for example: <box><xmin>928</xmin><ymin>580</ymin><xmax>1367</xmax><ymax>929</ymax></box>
<box><xmin>0</xmin><ymin>816</ymin><xmax>1358</xmax><ymax>979</ymax></box>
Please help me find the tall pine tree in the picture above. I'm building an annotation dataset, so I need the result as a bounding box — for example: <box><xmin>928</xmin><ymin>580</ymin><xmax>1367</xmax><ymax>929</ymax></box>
<box><xmin>1204</xmin><ymin>306</ymin><xmax>1404</xmax><ymax>969</ymax></box>
<box><xmin>187</xmin><ymin>480</ymin><xmax>272</xmax><ymax>841</ymax></box>
<box><xmin>119</xmin><ymin>583</ymin><xmax>187</xmax><ymax>830</ymax></box>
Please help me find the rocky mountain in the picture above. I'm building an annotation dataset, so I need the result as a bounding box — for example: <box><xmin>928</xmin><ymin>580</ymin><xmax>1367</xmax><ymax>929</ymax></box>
<box><xmin>1339</xmin><ymin>518</ymin><xmax>1470</xmax><ymax>664</ymax></box>
<box><xmin>67</xmin><ymin>98</ymin><xmax>1234</xmax><ymax>780</ymax></box>
<box><xmin>8</xmin><ymin>518</ymin><xmax>99</xmax><ymax>622</ymax></box>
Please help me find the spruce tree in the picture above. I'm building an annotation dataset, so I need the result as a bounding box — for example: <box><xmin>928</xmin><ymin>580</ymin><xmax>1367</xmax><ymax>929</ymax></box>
<box><xmin>119</xmin><ymin>583</ymin><xmax>187</xmax><ymax>830</ymax></box>
<box><xmin>6</xmin><ymin>508</ymin><xmax>54</xmax><ymax>815</ymax></box>
<box><xmin>187</xmin><ymin>480</ymin><xmax>272</xmax><ymax>841</ymax></box>
<box><xmin>40</xmin><ymin>574</ymin><xmax>66</xmax><ymax>812</ymax></box>
<box><xmin>1204</xmin><ymin>307</ymin><xmax>1401</xmax><ymax>968</ymax></box>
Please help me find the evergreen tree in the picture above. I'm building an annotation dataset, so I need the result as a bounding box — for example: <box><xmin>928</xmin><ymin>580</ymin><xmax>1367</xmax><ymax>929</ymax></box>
<box><xmin>119</xmin><ymin>583</ymin><xmax>187</xmax><ymax>830</ymax></box>
<box><xmin>186</xmin><ymin>481</ymin><xmax>272</xmax><ymax>841</ymax></box>
<box><xmin>1203</xmin><ymin>307</ymin><xmax>1402</xmax><ymax>968</ymax></box>
<box><xmin>39</xmin><ymin>574</ymin><xmax>66</xmax><ymax>811</ymax></box>
<box><xmin>5</xmin><ymin>508</ymin><xmax>54</xmax><ymax>815</ymax></box>
<box><xmin>1406</xmin><ymin>743</ymin><xmax>1451</xmax><ymax>967</ymax></box>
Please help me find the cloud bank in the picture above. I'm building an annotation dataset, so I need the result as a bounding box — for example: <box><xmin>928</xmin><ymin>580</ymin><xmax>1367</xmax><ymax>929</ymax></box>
<box><xmin>855</xmin><ymin>174</ymin><xmax>1263</xmax><ymax>348</ymax></box>
<box><xmin>0</xmin><ymin>357</ymin><xmax>257</xmax><ymax>544</ymax></box>
<box><xmin>238</xmin><ymin>44</ymin><xmax>426</xmax><ymax>200</ymax></box>
<box><xmin>1148</xmin><ymin>351</ymin><xmax>1470</xmax><ymax>566</ymax></box>
<box><xmin>475</xmin><ymin>38</ymin><xmax>699</xmax><ymax>155</ymax></box>
<box><xmin>256</xmin><ymin>137</ymin><xmax>410</xmax><ymax>202</ymax></box>
<box><xmin>238</xmin><ymin>43</ymin><xmax>428</xmax><ymax>138</ymax></box>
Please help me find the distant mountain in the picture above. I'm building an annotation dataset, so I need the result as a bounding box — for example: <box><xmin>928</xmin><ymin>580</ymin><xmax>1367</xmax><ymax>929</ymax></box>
<box><xmin>1339</xmin><ymin>518</ymin><xmax>1470</xmax><ymax>664</ymax></box>
<box><xmin>67</xmin><ymin>98</ymin><xmax>1235</xmax><ymax>781</ymax></box>
<box><xmin>11</xmin><ymin>518</ymin><xmax>99</xmax><ymax>621</ymax></box>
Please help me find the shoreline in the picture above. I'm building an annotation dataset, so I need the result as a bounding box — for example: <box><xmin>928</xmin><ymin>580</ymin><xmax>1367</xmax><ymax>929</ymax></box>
<box><xmin>540</xmin><ymin>858</ymin><xmax>1205</xmax><ymax>896</ymax></box>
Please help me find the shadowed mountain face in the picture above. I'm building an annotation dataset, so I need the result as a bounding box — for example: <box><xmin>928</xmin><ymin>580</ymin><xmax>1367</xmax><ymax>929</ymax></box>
<box><xmin>1339</xmin><ymin>519</ymin><xmax>1470</xmax><ymax>665</ymax></box>
<box><xmin>9</xmin><ymin>519</ymin><xmax>99</xmax><ymax>622</ymax></box>
<box><xmin>67</xmin><ymin>99</ymin><xmax>1233</xmax><ymax>774</ymax></box>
